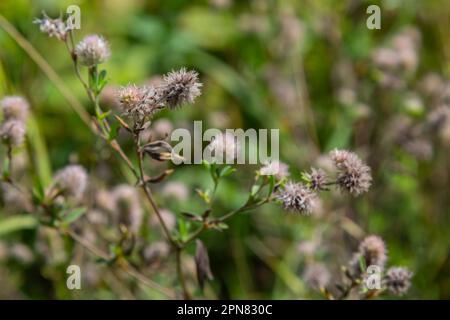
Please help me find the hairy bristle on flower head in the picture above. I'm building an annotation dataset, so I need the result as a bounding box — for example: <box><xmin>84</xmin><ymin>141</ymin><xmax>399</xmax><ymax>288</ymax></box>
<box><xmin>0</xmin><ymin>120</ymin><xmax>26</xmax><ymax>147</ymax></box>
<box><xmin>329</xmin><ymin>149</ymin><xmax>372</xmax><ymax>196</ymax></box>
<box><xmin>34</xmin><ymin>12</ymin><xmax>68</xmax><ymax>41</ymax></box>
<box><xmin>75</xmin><ymin>35</ymin><xmax>110</xmax><ymax>67</ymax></box>
<box><xmin>384</xmin><ymin>267</ymin><xmax>413</xmax><ymax>296</ymax></box>
<box><xmin>54</xmin><ymin>165</ymin><xmax>88</xmax><ymax>199</ymax></box>
<box><xmin>161</xmin><ymin>68</ymin><xmax>202</xmax><ymax>109</ymax></box>
<box><xmin>1</xmin><ymin>96</ymin><xmax>29</xmax><ymax>121</ymax></box>
<box><xmin>276</xmin><ymin>181</ymin><xmax>316</xmax><ymax>215</ymax></box>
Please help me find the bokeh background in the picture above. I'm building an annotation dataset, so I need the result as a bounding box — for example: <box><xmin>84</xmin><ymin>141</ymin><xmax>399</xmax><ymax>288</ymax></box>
<box><xmin>0</xmin><ymin>0</ymin><xmax>449</xmax><ymax>299</ymax></box>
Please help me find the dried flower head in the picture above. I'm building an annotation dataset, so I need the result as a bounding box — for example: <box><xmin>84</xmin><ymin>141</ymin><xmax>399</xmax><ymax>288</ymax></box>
<box><xmin>306</xmin><ymin>167</ymin><xmax>328</xmax><ymax>191</ymax></box>
<box><xmin>384</xmin><ymin>267</ymin><xmax>413</xmax><ymax>296</ymax></box>
<box><xmin>303</xmin><ymin>263</ymin><xmax>331</xmax><ymax>290</ymax></box>
<box><xmin>161</xmin><ymin>68</ymin><xmax>202</xmax><ymax>109</ymax></box>
<box><xmin>329</xmin><ymin>149</ymin><xmax>372</xmax><ymax>196</ymax></box>
<box><xmin>0</xmin><ymin>120</ymin><xmax>26</xmax><ymax>147</ymax></box>
<box><xmin>117</xmin><ymin>85</ymin><xmax>162</xmax><ymax>120</ymax></box>
<box><xmin>206</xmin><ymin>132</ymin><xmax>241</xmax><ymax>163</ymax></box>
<box><xmin>53</xmin><ymin>165</ymin><xmax>88</xmax><ymax>198</ymax></box>
<box><xmin>1</xmin><ymin>96</ymin><xmax>29</xmax><ymax>121</ymax></box>
<box><xmin>276</xmin><ymin>181</ymin><xmax>316</xmax><ymax>215</ymax></box>
<box><xmin>34</xmin><ymin>13</ymin><xmax>68</xmax><ymax>41</ymax></box>
<box><xmin>260</xmin><ymin>160</ymin><xmax>290</xmax><ymax>180</ymax></box>
<box><xmin>75</xmin><ymin>35</ymin><xmax>110</xmax><ymax>67</ymax></box>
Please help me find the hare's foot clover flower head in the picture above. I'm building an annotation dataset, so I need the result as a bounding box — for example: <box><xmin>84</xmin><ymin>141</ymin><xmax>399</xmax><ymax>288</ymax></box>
<box><xmin>0</xmin><ymin>120</ymin><xmax>26</xmax><ymax>147</ymax></box>
<box><xmin>350</xmin><ymin>235</ymin><xmax>387</xmax><ymax>277</ymax></box>
<box><xmin>117</xmin><ymin>85</ymin><xmax>164</xmax><ymax>123</ymax></box>
<box><xmin>276</xmin><ymin>181</ymin><xmax>316</xmax><ymax>215</ymax></box>
<box><xmin>330</xmin><ymin>149</ymin><xmax>372</xmax><ymax>196</ymax></box>
<box><xmin>384</xmin><ymin>267</ymin><xmax>413</xmax><ymax>296</ymax></box>
<box><xmin>75</xmin><ymin>35</ymin><xmax>110</xmax><ymax>67</ymax></box>
<box><xmin>34</xmin><ymin>12</ymin><xmax>68</xmax><ymax>41</ymax></box>
<box><xmin>161</xmin><ymin>68</ymin><xmax>202</xmax><ymax>109</ymax></box>
<box><xmin>1</xmin><ymin>96</ymin><xmax>29</xmax><ymax>122</ymax></box>
<box><xmin>305</xmin><ymin>167</ymin><xmax>328</xmax><ymax>191</ymax></box>
<box><xmin>53</xmin><ymin>165</ymin><xmax>88</xmax><ymax>199</ymax></box>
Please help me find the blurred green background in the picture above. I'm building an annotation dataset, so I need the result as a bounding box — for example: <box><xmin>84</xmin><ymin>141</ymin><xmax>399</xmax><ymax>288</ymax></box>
<box><xmin>0</xmin><ymin>0</ymin><xmax>449</xmax><ymax>299</ymax></box>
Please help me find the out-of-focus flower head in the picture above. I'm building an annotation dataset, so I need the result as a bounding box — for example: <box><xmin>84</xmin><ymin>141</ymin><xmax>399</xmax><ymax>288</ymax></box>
<box><xmin>53</xmin><ymin>165</ymin><xmax>88</xmax><ymax>199</ymax></box>
<box><xmin>350</xmin><ymin>235</ymin><xmax>387</xmax><ymax>277</ymax></box>
<box><xmin>303</xmin><ymin>263</ymin><xmax>331</xmax><ymax>290</ymax></box>
<box><xmin>0</xmin><ymin>120</ymin><xmax>26</xmax><ymax>147</ymax></box>
<box><xmin>112</xmin><ymin>184</ymin><xmax>143</xmax><ymax>233</ymax></box>
<box><xmin>75</xmin><ymin>35</ymin><xmax>110</xmax><ymax>67</ymax></box>
<box><xmin>260</xmin><ymin>160</ymin><xmax>290</xmax><ymax>180</ymax></box>
<box><xmin>205</xmin><ymin>131</ymin><xmax>241</xmax><ymax>163</ymax></box>
<box><xmin>1</xmin><ymin>96</ymin><xmax>29</xmax><ymax>122</ymax></box>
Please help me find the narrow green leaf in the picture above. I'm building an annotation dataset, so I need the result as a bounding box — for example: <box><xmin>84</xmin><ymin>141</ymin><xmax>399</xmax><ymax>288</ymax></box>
<box><xmin>62</xmin><ymin>207</ymin><xmax>86</xmax><ymax>224</ymax></box>
<box><xmin>0</xmin><ymin>215</ymin><xmax>38</xmax><ymax>236</ymax></box>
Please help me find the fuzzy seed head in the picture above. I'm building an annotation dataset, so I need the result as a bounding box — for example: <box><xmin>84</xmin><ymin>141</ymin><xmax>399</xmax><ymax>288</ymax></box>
<box><xmin>1</xmin><ymin>96</ymin><xmax>29</xmax><ymax>121</ymax></box>
<box><xmin>0</xmin><ymin>120</ymin><xmax>26</xmax><ymax>147</ymax></box>
<box><xmin>385</xmin><ymin>267</ymin><xmax>413</xmax><ymax>296</ymax></box>
<box><xmin>161</xmin><ymin>68</ymin><xmax>202</xmax><ymax>109</ymax></box>
<box><xmin>54</xmin><ymin>165</ymin><xmax>88</xmax><ymax>199</ymax></box>
<box><xmin>276</xmin><ymin>181</ymin><xmax>316</xmax><ymax>215</ymax></box>
<box><xmin>330</xmin><ymin>149</ymin><xmax>372</xmax><ymax>196</ymax></box>
<box><xmin>75</xmin><ymin>35</ymin><xmax>110</xmax><ymax>67</ymax></box>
